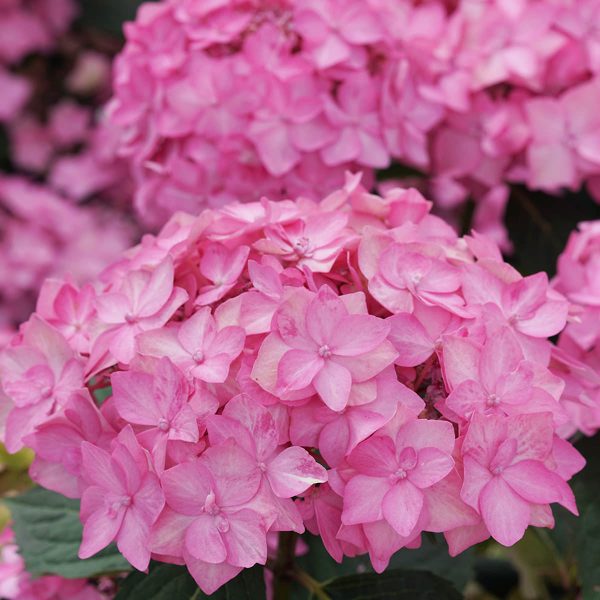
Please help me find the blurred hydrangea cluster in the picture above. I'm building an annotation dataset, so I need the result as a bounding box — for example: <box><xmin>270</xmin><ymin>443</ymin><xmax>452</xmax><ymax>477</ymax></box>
<box><xmin>109</xmin><ymin>0</ymin><xmax>600</xmax><ymax>246</ymax></box>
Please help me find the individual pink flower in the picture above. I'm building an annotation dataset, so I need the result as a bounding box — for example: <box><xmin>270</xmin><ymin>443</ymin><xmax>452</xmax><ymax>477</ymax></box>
<box><xmin>25</xmin><ymin>390</ymin><xmax>116</xmax><ymax>498</ymax></box>
<box><xmin>341</xmin><ymin>419</ymin><xmax>455</xmax><ymax>538</ymax></box>
<box><xmin>0</xmin><ymin>316</ymin><xmax>84</xmax><ymax>452</ymax></box>
<box><xmin>0</xmin><ymin>68</ymin><xmax>30</xmax><ymax>122</ymax></box>
<box><xmin>93</xmin><ymin>257</ymin><xmax>188</xmax><ymax>365</ymax></box>
<box><xmin>78</xmin><ymin>426</ymin><xmax>165</xmax><ymax>571</ymax></box>
<box><xmin>254</xmin><ymin>286</ymin><xmax>396</xmax><ymax>411</ymax></box>
<box><xmin>207</xmin><ymin>394</ymin><xmax>327</xmax><ymax>499</ymax></box>
<box><xmin>443</xmin><ymin>329</ymin><xmax>564</xmax><ymax>423</ymax></box>
<box><xmin>36</xmin><ymin>280</ymin><xmax>97</xmax><ymax>354</ymax></box>
<box><xmin>462</xmin><ymin>268</ymin><xmax>569</xmax><ymax>340</ymax></box>
<box><xmin>111</xmin><ymin>358</ymin><xmax>200</xmax><ymax>471</ymax></box>
<box><xmin>151</xmin><ymin>440</ymin><xmax>267</xmax><ymax>594</ymax></box>
<box><xmin>460</xmin><ymin>412</ymin><xmax>582</xmax><ymax>547</ymax></box>
<box><xmin>254</xmin><ymin>211</ymin><xmax>353</xmax><ymax>273</ymax></box>
<box><xmin>137</xmin><ymin>307</ymin><xmax>245</xmax><ymax>383</ymax></box>
<box><xmin>368</xmin><ymin>242</ymin><xmax>466</xmax><ymax>315</ymax></box>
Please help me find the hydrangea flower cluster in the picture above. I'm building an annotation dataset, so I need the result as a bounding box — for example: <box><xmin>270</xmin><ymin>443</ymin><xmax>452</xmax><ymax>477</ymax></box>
<box><xmin>0</xmin><ymin>2</ymin><xmax>135</xmax><ymax>340</ymax></box>
<box><xmin>0</xmin><ymin>527</ymin><xmax>108</xmax><ymax>600</ymax></box>
<box><xmin>551</xmin><ymin>220</ymin><xmax>600</xmax><ymax>437</ymax></box>
<box><xmin>0</xmin><ymin>177</ymin><xmax>586</xmax><ymax>594</ymax></box>
<box><xmin>109</xmin><ymin>0</ymin><xmax>600</xmax><ymax>241</ymax></box>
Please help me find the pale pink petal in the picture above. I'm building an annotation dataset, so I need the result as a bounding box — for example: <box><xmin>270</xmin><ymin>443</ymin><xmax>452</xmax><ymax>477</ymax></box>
<box><xmin>480</xmin><ymin>476</ymin><xmax>530</xmax><ymax>546</ymax></box>
<box><xmin>409</xmin><ymin>447</ymin><xmax>454</xmax><ymax>489</ymax></box>
<box><xmin>382</xmin><ymin>480</ymin><xmax>424</xmax><ymax>537</ymax></box>
<box><xmin>277</xmin><ymin>349</ymin><xmax>322</xmax><ymax>392</ymax></box>
<box><xmin>313</xmin><ymin>360</ymin><xmax>352</xmax><ymax>411</ymax></box>
<box><xmin>185</xmin><ymin>514</ymin><xmax>227</xmax><ymax>564</ymax></box>
<box><xmin>266</xmin><ymin>446</ymin><xmax>327</xmax><ymax>497</ymax></box>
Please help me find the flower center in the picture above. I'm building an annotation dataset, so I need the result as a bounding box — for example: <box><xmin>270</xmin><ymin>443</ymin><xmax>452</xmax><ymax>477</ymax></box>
<box><xmin>124</xmin><ymin>313</ymin><xmax>138</xmax><ymax>324</ymax></box>
<box><xmin>294</xmin><ymin>236</ymin><xmax>311</xmax><ymax>256</ymax></box>
<box><xmin>193</xmin><ymin>351</ymin><xmax>204</xmax><ymax>363</ymax></box>
<box><xmin>203</xmin><ymin>491</ymin><xmax>220</xmax><ymax>516</ymax></box>
<box><xmin>393</xmin><ymin>468</ymin><xmax>407</xmax><ymax>480</ymax></box>
<box><xmin>157</xmin><ymin>418</ymin><xmax>170</xmax><ymax>432</ymax></box>
<box><xmin>108</xmin><ymin>496</ymin><xmax>131</xmax><ymax>517</ymax></box>
<box><xmin>318</xmin><ymin>344</ymin><xmax>332</xmax><ymax>358</ymax></box>
<box><xmin>486</xmin><ymin>393</ymin><xmax>500</xmax><ymax>407</ymax></box>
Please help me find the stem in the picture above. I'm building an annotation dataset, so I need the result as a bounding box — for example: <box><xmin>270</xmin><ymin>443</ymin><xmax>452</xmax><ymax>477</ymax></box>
<box><xmin>272</xmin><ymin>531</ymin><xmax>298</xmax><ymax>600</ymax></box>
<box><xmin>291</xmin><ymin>568</ymin><xmax>332</xmax><ymax>600</ymax></box>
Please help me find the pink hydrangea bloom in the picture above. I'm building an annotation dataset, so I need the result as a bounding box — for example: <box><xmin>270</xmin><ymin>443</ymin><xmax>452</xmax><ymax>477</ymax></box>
<box><xmin>342</xmin><ymin>419</ymin><xmax>455</xmax><ymax>537</ymax></box>
<box><xmin>112</xmin><ymin>358</ymin><xmax>200</xmax><ymax>471</ymax></box>
<box><xmin>461</xmin><ymin>412</ymin><xmax>582</xmax><ymax>546</ymax></box>
<box><xmin>79</xmin><ymin>426</ymin><xmax>165</xmax><ymax>571</ymax></box>
<box><xmin>0</xmin><ymin>182</ymin><xmax>590</xmax><ymax>593</ymax></box>
<box><xmin>0</xmin><ymin>316</ymin><xmax>84</xmax><ymax>452</ymax></box>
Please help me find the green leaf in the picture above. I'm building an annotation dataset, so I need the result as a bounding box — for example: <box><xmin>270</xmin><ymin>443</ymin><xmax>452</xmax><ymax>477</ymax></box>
<box><xmin>5</xmin><ymin>486</ymin><xmax>131</xmax><ymax>578</ymax></box>
<box><xmin>389</xmin><ymin>534</ymin><xmax>476</xmax><ymax>590</ymax></box>
<box><xmin>115</xmin><ymin>563</ymin><xmax>199</xmax><ymax>600</ymax></box>
<box><xmin>322</xmin><ymin>568</ymin><xmax>462</xmax><ymax>600</ymax></box>
<box><xmin>115</xmin><ymin>563</ymin><xmax>266</xmax><ymax>600</ymax></box>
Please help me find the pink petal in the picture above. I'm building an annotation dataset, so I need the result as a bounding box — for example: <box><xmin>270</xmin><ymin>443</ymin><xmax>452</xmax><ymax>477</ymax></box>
<box><xmin>330</xmin><ymin>314</ymin><xmax>390</xmax><ymax>357</ymax></box>
<box><xmin>445</xmin><ymin>380</ymin><xmax>487</xmax><ymax>420</ymax></box>
<box><xmin>185</xmin><ymin>514</ymin><xmax>227</xmax><ymax>564</ymax></box>
<box><xmin>222</xmin><ymin>508</ymin><xmax>268</xmax><ymax>568</ymax></box>
<box><xmin>266</xmin><ymin>446</ymin><xmax>327</xmax><ymax>497</ymax></box>
<box><xmin>207</xmin><ymin>326</ymin><xmax>245</xmax><ymax>359</ymax></box>
<box><xmin>347</xmin><ymin>436</ymin><xmax>397</xmax><ymax>476</ymax></box>
<box><xmin>409</xmin><ymin>447</ymin><xmax>454</xmax><ymax>489</ymax></box>
<box><xmin>112</xmin><ymin>371</ymin><xmax>160</xmax><ymax>426</ymax></box>
<box><xmin>117</xmin><ymin>506</ymin><xmax>153</xmax><ymax>571</ymax></box>
<box><xmin>178</xmin><ymin>308</ymin><xmax>216</xmax><ymax>354</ymax></box>
<box><xmin>442</xmin><ymin>336</ymin><xmax>480</xmax><ymax>389</ymax></box>
<box><xmin>161</xmin><ymin>461</ymin><xmax>212</xmax><ymax>516</ymax></box>
<box><xmin>342</xmin><ymin>475</ymin><xmax>390</xmax><ymax>525</ymax></box>
<box><xmin>313</xmin><ymin>360</ymin><xmax>352</xmax><ymax>411</ymax></box>
<box><xmin>79</xmin><ymin>507</ymin><xmax>123</xmax><ymax>560</ymax></box>
<box><xmin>277</xmin><ymin>349</ymin><xmax>322</xmax><ymax>392</ymax></box>
<box><xmin>305</xmin><ymin>287</ymin><xmax>347</xmax><ymax>346</ymax></box>
<box><xmin>502</xmin><ymin>460</ymin><xmax>576</xmax><ymax>511</ymax></box>
<box><xmin>382</xmin><ymin>480</ymin><xmax>424</xmax><ymax>537</ymax></box>
<box><xmin>388</xmin><ymin>313</ymin><xmax>434</xmax><ymax>367</ymax></box>
<box><xmin>80</xmin><ymin>442</ymin><xmax>125</xmax><ymax>492</ymax></box>
<box><xmin>480</xmin><ymin>476</ymin><xmax>530</xmax><ymax>546</ymax></box>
